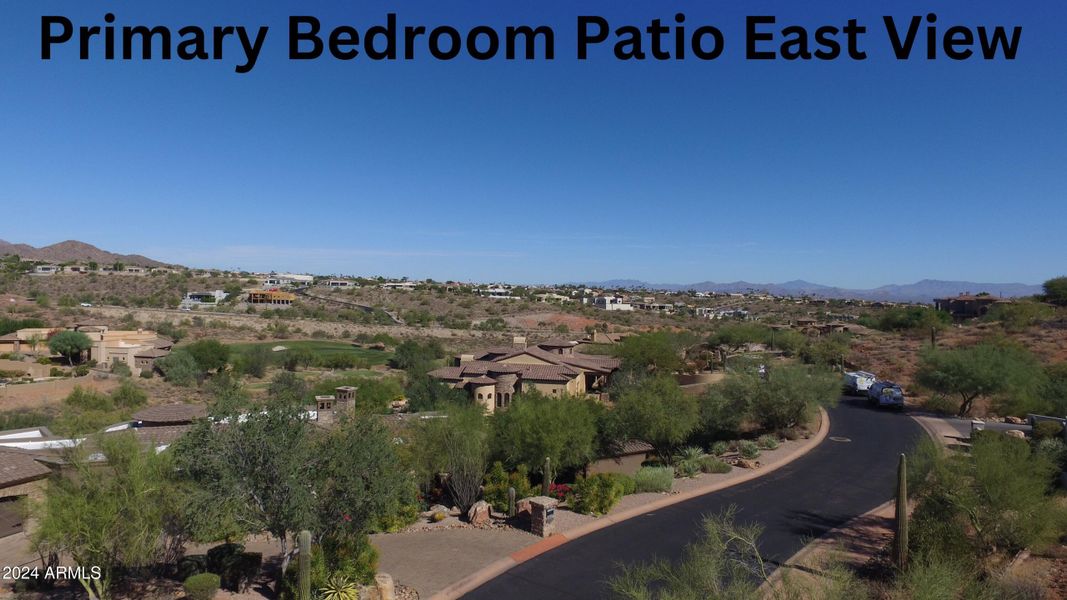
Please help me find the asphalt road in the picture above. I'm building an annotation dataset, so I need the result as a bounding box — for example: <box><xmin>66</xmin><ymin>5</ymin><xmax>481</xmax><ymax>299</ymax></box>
<box><xmin>461</xmin><ymin>397</ymin><xmax>924</xmax><ymax>600</ymax></box>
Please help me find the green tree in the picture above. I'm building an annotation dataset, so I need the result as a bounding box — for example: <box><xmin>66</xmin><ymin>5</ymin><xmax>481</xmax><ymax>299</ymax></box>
<box><xmin>269</xmin><ymin>371</ymin><xmax>309</xmax><ymax>406</ymax></box>
<box><xmin>909</xmin><ymin>432</ymin><xmax>1066</xmax><ymax>562</ymax></box>
<box><xmin>799</xmin><ymin>333</ymin><xmax>852</xmax><ymax>369</ymax></box>
<box><xmin>707</xmin><ymin>323</ymin><xmax>770</xmax><ymax>369</ymax></box>
<box><xmin>405</xmin><ymin>374</ymin><xmax>468</xmax><ymax>412</ymax></box>
<box><xmin>412</xmin><ymin>404</ymin><xmax>490</xmax><ymax>513</ymax></box>
<box><xmin>390</xmin><ymin>339</ymin><xmax>445</xmax><ymax>372</ymax></box>
<box><xmin>1042</xmin><ymin>276</ymin><xmax>1067</xmax><ymax>306</ymax></box>
<box><xmin>47</xmin><ymin>330</ymin><xmax>92</xmax><ymax>365</ymax></box>
<box><xmin>33</xmin><ymin>434</ymin><xmax>182</xmax><ymax>600</ymax></box>
<box><xmin>315</xmin><ymin>416</ymin><xmax>414</xmax><ymax>538</ymax></box>
<box><xmin>156</xmin><ymin>350</ymin><xmax>201</xmax><ymax>387</ymax></box>
<box><xmin>697</xmin><ymin>383</ymin><xmax>748</xmax><ymax>441</ymax></box>
<box><xmin>613</xmin><ymin>331</ymin><xmax>688</xmax><ymax>374</ymax></box>
<box><xmin>742</xmin><ymin>364</ymin><xmax>839</xmax><ymax>432</ymax></box>
<box><xmin>983</xmin><ymin>301</ymin><xmax>1054</xmax><ymax>331</ymax></box>
<box><xmin>238</xmin><ymin>344</ymin><xmax>271</xmax><ymax>378</ymax></box>
<box><xmin>491</xmin><ymin>391</ymin><xmax>599</xmax><ymax>481</ymax></box>
<box><xmin>614</xmin><ymin>376</ymin><xmax>699</xmax><ymax>463</ymax></box>
<box><xmin>185</xmin><ymin>339</ymin><xmax>230</xmax><ymax>373</ymax></box>
<box><xmin>206</xmin><ymin>372</ymin><xmax>250</xmax><ymax>417</ymax></box>
<box><xmin>915</xmin><ymin>341</ymin><xmax>1047</xmax><ymax>417</ymax></box>
<box><xmin>171</xmin><ymin>398</ymin><xmax>317</xmax><ymax>579</ymax></box>
<box><xmin>1043</xmin><ymin>363</ymin><xmax>1067</xmax><ymax>417</ymax></box>
<box><xmin>110</xmin><ymin>379</ymin><xmax>148</xmax><ymax>409</ymax></box>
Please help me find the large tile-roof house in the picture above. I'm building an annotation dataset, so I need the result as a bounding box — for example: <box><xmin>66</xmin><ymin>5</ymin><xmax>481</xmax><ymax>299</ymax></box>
<box><xmin>428</xmin><ymin>339</ymin><xmax>621</xmax><ymax>412</ymax></box>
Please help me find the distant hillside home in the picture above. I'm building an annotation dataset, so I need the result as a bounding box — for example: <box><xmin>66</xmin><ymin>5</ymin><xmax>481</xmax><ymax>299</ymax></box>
<box><xmin>264</xmin><ymin>273</ymin><xmax>314</xmax><ymax>287</ymax></box>
<box><xmin>934</xmin><ymin>294</ymin><xmax>1006</xmax><ymax>319</ymax></box>
<box><xmin>179</xmin><ymin>290</ymin><xmax>227</xmax><ymax>309</ymax></box>
<box><xmin>428</xmin><ymin>339</ymin><xmax>621</xmax><ymax>412</ymax></box>
<box><xmin>592</xmin><ymin>295</ymin><xmax>633</xmax><ymax>311</ymax></box>
<box><xmin>31</xmin><ymin>264</ymin><xmax>60</xmax><ymax>275</ymax></box>
<box><xmin>534</xmin><ymin>292</ymin><xmax>572</xmax><ymax>304</ymax></box>
<box><xmin>247</xmin><ymin>290</ymin><xmax>296</xmax><ymax>305</ymax></box>
<box><xmin>380</xmin><ymin>281</ymin><xmax>417</xmax><ymax>291</ymax></box>
<box><xmin>75</xmin><ymin>325</ymin><xmax>173</xmax><ymax>376</ymax></box>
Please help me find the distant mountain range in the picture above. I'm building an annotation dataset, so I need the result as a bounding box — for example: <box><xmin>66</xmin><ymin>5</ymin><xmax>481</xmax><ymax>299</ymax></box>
<box><xmin>0</xmin><ymin>240</ymin><xmax>168</xmax><ymax>267</ymax></box>
<box><xmin>576</xmin><ymin>279</ymin><xmax>1043</xmax><ymax>303</ymax></box>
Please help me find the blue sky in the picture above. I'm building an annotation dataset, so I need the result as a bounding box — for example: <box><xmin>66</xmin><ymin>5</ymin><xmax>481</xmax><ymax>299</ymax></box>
<box><xmin>1</xmin><ymin>1</ymin><xmax>1064</xmax><ymax>287</ymax></box>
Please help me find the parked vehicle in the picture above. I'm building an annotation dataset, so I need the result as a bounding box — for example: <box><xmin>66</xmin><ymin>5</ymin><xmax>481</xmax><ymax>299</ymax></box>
<box><xmin>867</xmin><ymin>381</ymin><xmax>905</xmax><ymax>409</ymax></box>
<box><xmin>79</xmin><ymin>302</ymin><xmax>92</xmax><ymax>307</ymax></box>
<box><xmin>843</xmin><ymin>371</ymin><xmax>877</xmax><ymax>395</ymax></box>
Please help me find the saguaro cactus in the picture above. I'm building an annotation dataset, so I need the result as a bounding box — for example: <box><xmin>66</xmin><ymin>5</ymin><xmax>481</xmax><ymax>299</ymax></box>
<box><xmin>508</xmin><ymin>486</ymin><xmax>517</xmax><ymax>517</ymax></box>
<box><xmin>297</xmin><ymin>529</ymin><xmax>312</xmax><ymax>600</ymax></box>
<box><xmin>541</xmin><ymin>457</ymin><xmax>552</xmax><ymax>496</ymax></box>
<box><xmin>894</xmin><ymin>454</ymin><xmax>908</xmax><ymax>570</ymax></box>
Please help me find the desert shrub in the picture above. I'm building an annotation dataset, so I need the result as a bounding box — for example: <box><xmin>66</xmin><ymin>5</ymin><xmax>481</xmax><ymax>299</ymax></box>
<box><xmin>319</xmin><ymin>574</ymin><xmax>360</xmax><ymax>600</ymax></box>
<box><xmin>633</xmin><ymin>466</ymin><xmax>674</xmax><ymax>493</ymax></box>
<box><xmin>63</xmin><ymin>386</ymin><xmax>113</xmax><ymax>411</ymax></box>
<box><xmin>110</xmin><ymin>380</ymin><xmax>147</xmax><ymax>409</ymax></box>
<box><xmin>673</xmin><ymin>446</ymin><xmax>705</xmax><ymax>478</ymax></box>
<box><xmin>994</xmin><ymin>571</ymin><xmax>1048</xmax><ymax>600</ymax></box>
<box><xmin>1033</xmin><ymin>420</ymin><xmax>1064</xmax><ymax>441</ymax></box>
<box><xmin>110</xmin><ymin>361</ymin><xmax>132</xmax><ymax>377</ymax></box>
<box><xmin>921</xmin><ymin>394</ymin><xmax>960</xmax><ymax>415</ymax></box>
<box><xmin>431</xmin><ymin>511</ymin><xmax>446</xmax><ymax>523</ymax></box>
<box><xmin>603</xmin><ymin>472</ymin><xmax>637</xmax><ymax>495</ymax></box>
<box><xmin>1034</xmin><ymin>438</ymin><xmax>1067</xmax><ymax>470</ymax></box>
<box><xmin>738</xmin><ymin>440</ymin><xmax>760</xmax><ymax>460</ymax></box>
<box><xmin>206</xmin><ymin>542</ymin><xmax>245</xmax><ymax>573</ymax></box>
<box><xmin>139</xmin><ymin>369</ymin><xmax>153</xmax><ymax>379</ymax></box>
<box><xmin>49</xmin><ymin>367</ymin><xmax>65</xmax><ymax>377</ymax></box>
<box><xmin>710</xmin><ymin>441</ymin><xmax>729</xmax><ymax>456</ymax></box>
<box><xmin>699</xmin><ymin>457</ymin><xmax>732</xmax><ymax>474</ymax></box>
<box><xmin>756</xmin><ymin>434</ymin><xmax>779</xmax><ymax>450</ymax></box>
<box><xmin>280</xmin><ymin>536</ymin><xmax>377</xmax><ymax>599</ymax></box>
<box><xmin>482</xmin><ymin>462</ymin><xmax>534</xmax><ymax>511</ymax></box>
<box><xmin>891</xmin><ymin>555</ymin><xmax>985</xmax><ymax>600</ymax></box>
<box><xmin>373</xmin><ymin>502</ymin><xmax>419</xmax><ymax>533</ymax></box>
<box><xmin>547</xmin><ymin>482</ymin><xmax>571</xmax><ymax>501</ymax></box>
<box><xmin>73</xmin><ymin>364</ymin><xmax>90</xmax><ymax>376</ymax></box>
<box><xmin>175</xmin><ymin>554</ymin><xmax>208</xmax><ymax>581</ymax></box>
<box><xmin>320</xmin><ymin>534</ymin><xmax>378</xmax><ymax>585</ymax></box>
<box><xmin>567</xmin><ymin>473</ymin><xmax>625</xmax><ymax>515</ymax></box>
<box><xmin>36</xmin><ymin>357</ymin><xmax>51</xmax><ymax>365</ymax></box>
<box><xmin>218</xmin><ymin>552</ymin><xmax>261</xmax><ymax>592</ymax></box>
<box><xmin>183</xmin><ymin>573</ymin><xmax>220</xmax><ymax>600</ymax></box>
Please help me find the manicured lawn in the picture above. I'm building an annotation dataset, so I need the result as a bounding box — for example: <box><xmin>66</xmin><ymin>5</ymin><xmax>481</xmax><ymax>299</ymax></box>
<box><xmin>227</xmin><ymin>340</ymin><xmax>392</xmax><ymax>366</ymax></box>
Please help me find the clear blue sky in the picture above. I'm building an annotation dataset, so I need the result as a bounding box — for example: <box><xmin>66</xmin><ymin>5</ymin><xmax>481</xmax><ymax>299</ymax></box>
<box><xmin>2</xmin><ymin>1</ymin><xmax>1064</xmax><ymax>287</ymax></box>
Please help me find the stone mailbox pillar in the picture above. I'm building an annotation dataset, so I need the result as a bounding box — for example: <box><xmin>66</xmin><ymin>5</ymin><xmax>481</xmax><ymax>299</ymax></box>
<box><xmin>528</xmin><ymin>496</ymin><xmax>558</xmax><ymax>538</ymax></box>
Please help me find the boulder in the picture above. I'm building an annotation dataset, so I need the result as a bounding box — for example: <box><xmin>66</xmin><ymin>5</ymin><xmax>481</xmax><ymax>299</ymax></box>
<box><xmin>1005</xmin><ymin>416</ymin><xmax>1026</xmax><ymax>425</ymax></box>
<box><xmin>1004</xmin><ymin>429</ymin><xmax>1026</xmax><ymax>440</ymax></box>
<box><xmin>467</xmin><ymin>500</ymin><xmax>492</xmax><ymax>525</ymax></box>
<box><xmin>734</xmin><ymin>459</ymin><xmax>761</xmax><ymax>470</ymax></box>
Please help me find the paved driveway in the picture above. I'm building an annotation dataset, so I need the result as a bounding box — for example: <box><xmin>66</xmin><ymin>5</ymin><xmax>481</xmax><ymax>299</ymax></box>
<box><xmin>462</xmin><ymin>397</ymin><xmax>924</xmax><ymax>600</ymax></box>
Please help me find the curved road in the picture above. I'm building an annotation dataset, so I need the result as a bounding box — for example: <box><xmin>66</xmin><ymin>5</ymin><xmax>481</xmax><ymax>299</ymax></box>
<box><xmin>462</xmin><ymin>397</ymin><xmax>924</xmax><ymax>600</ymax></box>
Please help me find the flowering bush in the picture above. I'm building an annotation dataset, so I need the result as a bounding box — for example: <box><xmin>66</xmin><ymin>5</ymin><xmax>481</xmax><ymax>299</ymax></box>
<box><xmin>548</xmin><ymin>483</ymin><xmax>571</xmax><ymax>501</ymax></box>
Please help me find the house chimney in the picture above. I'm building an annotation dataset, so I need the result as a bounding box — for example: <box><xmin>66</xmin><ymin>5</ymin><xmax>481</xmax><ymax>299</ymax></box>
<box><xmin>512</xmin><ymin>336</ymin><xmax>527</xmax><ymax>349</ymax></box>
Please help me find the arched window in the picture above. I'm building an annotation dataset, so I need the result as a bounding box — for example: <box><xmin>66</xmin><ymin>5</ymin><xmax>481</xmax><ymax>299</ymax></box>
<box><xmin>477</xmin><ymin>393</ymin><xmax>483</xmax><ymax>400</ymax></box>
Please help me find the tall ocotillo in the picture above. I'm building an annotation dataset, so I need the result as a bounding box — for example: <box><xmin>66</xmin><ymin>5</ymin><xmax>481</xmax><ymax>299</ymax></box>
<box><xmin>894</xmin><ymin>453</ymin><xmax>908</xmax><ymax>570</ymax></box>
<box><xmin>541</xmin><ymin>457</ymin><xmax>552</xmax><ymax>496</ymax></box>
<box><xmin>298</xmin><ymin>529</ymin><xmax>312</xmax><ymax>600</ymax></box>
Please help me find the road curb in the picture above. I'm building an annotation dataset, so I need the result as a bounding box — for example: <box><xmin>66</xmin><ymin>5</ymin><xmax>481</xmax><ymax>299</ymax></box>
<box><xmin>429</xmin><ymin>407</ymin><xmax>830</xmax><ymax>600</ymax></box>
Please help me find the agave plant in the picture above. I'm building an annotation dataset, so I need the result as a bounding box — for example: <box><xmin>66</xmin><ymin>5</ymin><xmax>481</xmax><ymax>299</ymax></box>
<box><xmin>319</xmin><ymin>574</ymin><xmax>360</xmax><ymax>600</ymax></box>
<box><xmin>674</xmin><ymin>446</ymin><xmax>706</xmax><ymax>463</ymax></box>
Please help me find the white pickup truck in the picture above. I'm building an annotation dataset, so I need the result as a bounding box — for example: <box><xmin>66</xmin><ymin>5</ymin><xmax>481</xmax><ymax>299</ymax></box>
<box><xmin>842</xmin><ymin>371</ymin><xmax>877</xmax><ymax>395</ymax></box>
